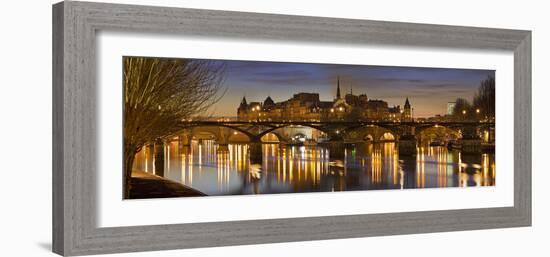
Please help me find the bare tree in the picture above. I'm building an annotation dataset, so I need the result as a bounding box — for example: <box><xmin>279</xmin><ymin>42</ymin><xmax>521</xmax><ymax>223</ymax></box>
<box><xmin>123</xmin><ymin>57</ymin><xmax>225</xmax><ymax>198</ymax></box>
<box><xmin>473</xmin><ymin>76</ymin><xmax>495</xmax><ymax>118</ymax></box>
<box><xmin>452</xmin><ymin>97</ymin><xmax>473</xmax><ymax>120</ymax></box>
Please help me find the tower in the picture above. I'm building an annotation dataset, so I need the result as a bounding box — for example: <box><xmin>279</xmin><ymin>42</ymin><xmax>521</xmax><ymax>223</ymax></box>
<box><xmin>336</xmin><ymin>76</ymin><xmax>341</xmax><ymax>99</ymax></box>
<box><xmin>403</xmin><ymin>97</ymin><xmax>412</xmax><ymax>121</ymax></box>
<box><xmin>237</xmin><ymin>96</ymin><xmax>248</xmax><ymax>120</ymax></box>
<box><xmin>239</xmin><ymin>96</ymin><xmax>248</xmax><ymax>108</ymax></box>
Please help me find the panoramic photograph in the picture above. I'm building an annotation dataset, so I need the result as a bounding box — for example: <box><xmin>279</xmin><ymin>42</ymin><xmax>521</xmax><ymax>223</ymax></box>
<box><xmin>123</xmin><ymin>56</ymin><xmax>496</xmax><ymax>199</ymax></box>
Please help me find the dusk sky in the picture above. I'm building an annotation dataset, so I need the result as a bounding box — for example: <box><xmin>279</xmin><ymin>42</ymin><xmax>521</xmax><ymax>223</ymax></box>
<box><xmin>204</xmin><ymin>59</ymin><xmax>494</xmax><ymax>118</ymax></box>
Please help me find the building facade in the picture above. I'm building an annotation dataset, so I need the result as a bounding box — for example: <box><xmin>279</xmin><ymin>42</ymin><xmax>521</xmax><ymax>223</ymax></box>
<box><xmin>447</xmin><ymin>102</ymin><xmax>456</xmax><ymax>115</ymax></box>
<box><xmin>237</xmin><ymin>77</ymin><xmax>412</xmax><ymax>122</ymax></box>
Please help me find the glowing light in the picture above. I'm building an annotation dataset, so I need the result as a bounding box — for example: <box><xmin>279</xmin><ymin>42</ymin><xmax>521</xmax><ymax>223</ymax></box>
<box><xmin>142</xmin><ymin>125</ymin><xmax>496</xmax><ymax>196</ymax></box>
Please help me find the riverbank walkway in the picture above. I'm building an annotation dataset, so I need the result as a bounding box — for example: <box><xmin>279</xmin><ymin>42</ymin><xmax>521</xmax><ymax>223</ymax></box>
<box><xmin>129</xmin><ymin>170</ymin><xmax>206</xmax><ymax>199</ymax></box>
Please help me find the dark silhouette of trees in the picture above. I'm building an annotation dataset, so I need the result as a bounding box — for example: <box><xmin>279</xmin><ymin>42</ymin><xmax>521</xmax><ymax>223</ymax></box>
<box><xmin>452</xmin><ymin>97</ymin><xmax>473</xmax><ymax>120</ymax></box>
<box><xmin>451</xmin><ymin>76</ymin><xmax>495</xmax><ymax>121</ymax></box>
<box><xmin>123</xmin><ymin>57</ymin><xmax>225</xmax><ymax>198</ymax></box>
<box><xmin>473</xmin><ymin>76</ymin><xmax>495</xmax><ymax>118</ymax></box>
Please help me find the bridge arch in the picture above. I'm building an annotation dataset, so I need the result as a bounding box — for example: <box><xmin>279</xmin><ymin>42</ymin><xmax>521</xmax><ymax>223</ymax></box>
<box><xmin>261</xmin><ymin>132</ymin><xmax>282</xmax><ymax>143</ymax></box>
<box><xmin>228</xmin><ymin>131</ymin><xmax>251</xmax><ymax>143</ymax></box>
<box><xmin>416</xmin><ymin>125</ymin><xmax>461</xmax><ymax>143</ymax></box>
<box><xmin>344</xmin><ymin>125</ymin><xmax>397</xmax><ymax>143</ymax></box>
<box><xmin>191</xmin><ymin>130</ymin><xmax>218</xmax><ymax>141</ymax></box>
<box><xmin>379</xmin><ymin>132</ymin><xmax>395</xmax><ymax>141</ymax></box>
<box><xmin>256</xmin><ymin>123</ymin><xmax>331</xmax><ymax>139</ymax></box>
<box><xmin>180</xmin><ymin>127</ymin><xmax>221</xmax><ymax>144</ymax></box>
<box><xmin>177</xmin><ymin>126</ymin><xmax>257</xmax><ymax>145</ymax></box>
<box><xmin>259</xmin><ymin>125</ymin><xmax>329</xmax><ymax>142</ymax></box>
<box><xmin>179</xmin><ymin>124</ymin><xmax>256</xmax><ymax>139</ymax></box>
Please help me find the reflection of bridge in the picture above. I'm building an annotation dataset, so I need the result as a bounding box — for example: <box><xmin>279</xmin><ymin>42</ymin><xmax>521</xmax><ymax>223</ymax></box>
<box><xmin>176</xmin><ymin>120</ymin><xmax>493</xmax><ymax>143</ymax></box>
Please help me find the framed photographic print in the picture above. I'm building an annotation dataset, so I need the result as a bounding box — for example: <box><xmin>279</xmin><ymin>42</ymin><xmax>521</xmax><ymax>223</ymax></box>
<box><xmin>53</xmin><ymin>1</ymin><xmax>531</xmax><ymax>256</ymax></box>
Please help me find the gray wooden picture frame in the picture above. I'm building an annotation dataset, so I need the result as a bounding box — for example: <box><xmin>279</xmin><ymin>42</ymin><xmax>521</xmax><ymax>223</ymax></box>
<box><xmin>52</xmin><ymin>1</ymin><xmax>531</xmax><ymax>256</ymax></box>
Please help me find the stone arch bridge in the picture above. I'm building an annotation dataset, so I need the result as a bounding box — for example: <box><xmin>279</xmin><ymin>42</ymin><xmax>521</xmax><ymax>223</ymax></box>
<box><xmin>173</xmin><ymin>120</ymin><xmax>493</xmax><ymax>153</ymax></box>
<box><xmin>145</xmin><ymin>120</ymin><xmax>493</xmax><ymax>174</ymax></box>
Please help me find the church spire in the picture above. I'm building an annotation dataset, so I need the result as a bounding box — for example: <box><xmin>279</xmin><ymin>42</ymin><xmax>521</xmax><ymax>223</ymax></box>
<box><xmin>350</xmin><ymin>83</ymin><xmax>353</xmax><ymax>95</ymax></box>
<box><xmin>238</xmin><ymin>95</ymin><xmax>248</xmax><ymax>115</ymax></box>
<box><xmin>336</xmin><ymin>76</ymin><xmax>341</xmax><ymax>99</ymax></box>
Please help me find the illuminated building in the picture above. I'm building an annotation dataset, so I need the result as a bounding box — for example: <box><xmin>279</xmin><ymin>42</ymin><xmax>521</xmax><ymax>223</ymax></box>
<box><xmin>447</xmin><ymin>102</ymin><xmax>456</xmax><ymax>115</ymax></box>
<box><xmin>237</xmin><ymin>76</ymin><xmax>412</xmax><ymax>122</ymax></box>
<box><xmin>402</xmin><ymin>97</ymin><xmax>412</xmax><ymax>121</ymax></box>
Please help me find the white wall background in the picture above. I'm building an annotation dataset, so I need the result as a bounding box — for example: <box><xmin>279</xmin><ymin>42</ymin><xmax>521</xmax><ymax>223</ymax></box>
<box><xmin>0</xmin><ymin>0</ymin><xmax>547</xmax><ymax>256</ymax></box>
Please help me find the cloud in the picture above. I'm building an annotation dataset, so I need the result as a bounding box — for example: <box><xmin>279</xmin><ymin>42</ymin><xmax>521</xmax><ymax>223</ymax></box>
<box><xmin>201</xmin><ymin>58</ymin><xmax>494</xmax><ymax>117</ymax></box>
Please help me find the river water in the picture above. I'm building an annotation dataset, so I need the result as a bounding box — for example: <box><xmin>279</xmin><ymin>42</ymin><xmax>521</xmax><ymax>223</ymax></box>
<box><xmin>133</xmin><ymin>140</ymin><xmax>495</xmax><ymax>196</ymax></box>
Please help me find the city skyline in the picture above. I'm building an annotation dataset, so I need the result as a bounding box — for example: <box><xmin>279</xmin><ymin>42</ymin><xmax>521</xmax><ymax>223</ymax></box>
<box><xmin>205</xmin><ymin>59</ymin><xmax>494</xmax><ymax>118</ymax></box>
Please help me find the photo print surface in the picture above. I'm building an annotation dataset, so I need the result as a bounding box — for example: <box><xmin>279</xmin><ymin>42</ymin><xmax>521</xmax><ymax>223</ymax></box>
<box><xmin>123</xmin><ymin>56</ymin><xmax>496</xmax><ymax>199</ymax></box>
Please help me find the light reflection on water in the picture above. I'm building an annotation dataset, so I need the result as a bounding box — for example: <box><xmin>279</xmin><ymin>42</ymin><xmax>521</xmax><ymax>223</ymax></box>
<box><xmin>133</xmin><ymin>140</ymin><xmax>495</xmax><ymax>196</ymax></box>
